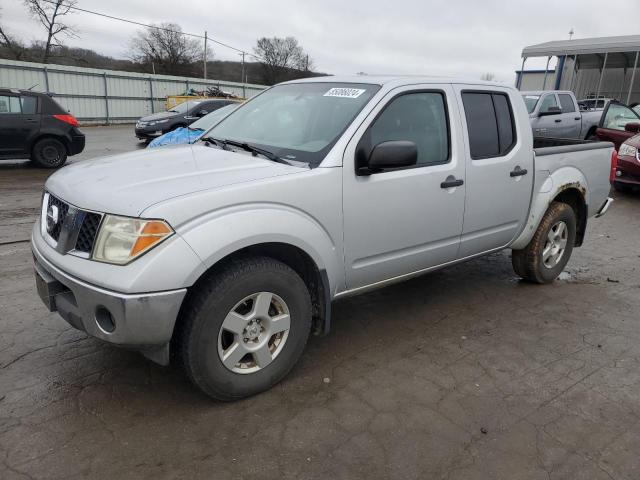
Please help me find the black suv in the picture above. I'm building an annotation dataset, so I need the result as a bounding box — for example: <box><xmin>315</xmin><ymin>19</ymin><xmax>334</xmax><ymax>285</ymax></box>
<box><xmin>0</xmin><ymin>89</ymin><xmax>85</xmax><ymax>168</ymax></box>
<box><xmin>135</xmin><ymin>98</ymin><xmax>236</xmax><ymax>140</ymax></box>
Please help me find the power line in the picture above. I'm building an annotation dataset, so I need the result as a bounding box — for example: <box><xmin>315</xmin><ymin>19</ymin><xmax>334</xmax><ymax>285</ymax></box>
<box><xmin>37</xmin><ymin>0</ymin><xmax>261</xmax><ymax>60</ymax></box>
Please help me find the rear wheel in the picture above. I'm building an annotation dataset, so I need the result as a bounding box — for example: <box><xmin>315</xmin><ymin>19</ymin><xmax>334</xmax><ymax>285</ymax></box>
<box><xmin>512</xmin><ymin>202</ymin><xmax>577</xmax><ymax>284</ymax></box>
<box><xmin>31</xmin><ymin>138</ymin><xmax>67</xmax><ymax>168</ymax></box>
<box><xmin>175</xmin><ymin>256</ymin><xmax>312</xmax><ymax>401</ymax></box>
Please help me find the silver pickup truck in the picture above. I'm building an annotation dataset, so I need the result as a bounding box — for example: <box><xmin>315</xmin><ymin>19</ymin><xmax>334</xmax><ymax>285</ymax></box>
<box><xmin>522</xmin><ymin>90</ymin><xmax>603</xmax><ymax>140</ymax></box>
<box><xmin>32</xmin><ymin>76</ymin><xmax>613</xmax><ymax>400</ymax></box>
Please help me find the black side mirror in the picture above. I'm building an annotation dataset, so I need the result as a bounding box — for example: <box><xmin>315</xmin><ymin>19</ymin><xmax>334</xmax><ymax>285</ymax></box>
<box><xmin>359</xmin><ymin>140</ymin><xmax>417</xmax><ymax>175</ymax></box>
<box><xmin>539</xmin><ymin>106</ymin><xmax>562</xmax><ymax>116</ymax></box>
<box><xmin>198</xmin><ymin>110</ymin><xmax>209</xmax><ymax>117</ymax></box>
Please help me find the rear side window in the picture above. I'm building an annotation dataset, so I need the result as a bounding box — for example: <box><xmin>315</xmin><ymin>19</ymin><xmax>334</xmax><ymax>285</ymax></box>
<box><xmin>558</xmin><ymin>94</ymin><xmax>576</xmax><ymax>113</ymax></box>
<box><xmin>0</xmin><ymin>95</ymin><xmax>21</xmax><ymax>114</ymax></box>
<box><xmin>462</xmin><ymin>92</ymin><xmax>516</xmax><ymax>159</ymax></box>
<box><xmin>20</xmin><ymin>96</ymin><xmax>38</xmax><ymax>114</ymax></box>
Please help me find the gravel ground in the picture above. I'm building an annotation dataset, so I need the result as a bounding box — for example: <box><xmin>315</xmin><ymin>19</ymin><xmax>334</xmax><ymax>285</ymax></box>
<box><xmin>1</xmin><ymin>126</ymin><xmax>639</xmax><ymax>480</ymax></box>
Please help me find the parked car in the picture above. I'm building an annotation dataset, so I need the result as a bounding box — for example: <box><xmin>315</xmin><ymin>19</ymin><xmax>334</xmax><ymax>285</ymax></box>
<box><xmin>147</xmin><ymin>103</ymin><xmax>239</xmax><ymax>148</ymax></box>
<box><xmin>595</xmin><ymin>101</ymin><xmax>640</xmax><ymax>149</ymax></box>
<box><xmin>577</xmin><ymin>97</ymin><xmax>614</xmax><ymax>111</ymax></box>
<box><xmin>522</xmin><ymin>90</ymin><xmax>602</xmax><ymax>140</ymax></box>
<box><xmin>0</xmin><ymin>88</ymin><xmax>85</xmax><ymax>168</ymax></box>
<box><xmin>611</xmin><ymin>133</ymin><xmax>640</xmax><ymax>192</ymax></box>
<box><xmin>135</xmin><ymin>98</ymin><xmax>237</xmax><ymax>140</ymax></box>
<box><xmin>32</xmin><ymin>77</ymin><xmax>613</xmax><ymax>400</ymax></box>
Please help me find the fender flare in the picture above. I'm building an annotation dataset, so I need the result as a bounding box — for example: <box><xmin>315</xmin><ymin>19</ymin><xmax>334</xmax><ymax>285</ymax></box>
<box><xmin>510</xmin><ymin>166</ymin><xmax>588</xmax><ymax>250</ymax></box>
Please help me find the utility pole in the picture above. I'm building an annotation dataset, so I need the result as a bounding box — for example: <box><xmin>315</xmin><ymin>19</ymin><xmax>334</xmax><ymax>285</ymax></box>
<box><xmin>240</xmin><ymin>51</ymin><xmax>246</xmax><ymax>98</ymax></box>
<box><xmin>203</xmin><ymin>31</ymin><xmax>208</xmax><ymax>79</ymax></box>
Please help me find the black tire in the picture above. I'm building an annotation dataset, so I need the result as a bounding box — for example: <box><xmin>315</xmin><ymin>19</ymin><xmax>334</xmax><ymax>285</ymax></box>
<box><xmin>512</xmin><ymin>202</ymin><xmax>577</xmax><ymax>284</ymax></box>
<box><xmin>31</xmin><ymin>137</ymin><xmax>68</xmax><ymax>168</ymax></box>
<box><xmin>175</xmin><ymin>256</ymin><xmax>312</xmax><ymax>401</ymax></box>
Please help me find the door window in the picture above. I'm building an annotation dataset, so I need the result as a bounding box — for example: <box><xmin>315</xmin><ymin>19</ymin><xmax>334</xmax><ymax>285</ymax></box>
<box><xmin>538</xmin><ymin>94</ymin><xmax>558</xmax><ymax>113</ymax></box>
<box><xmin>462</xmin><ymin>92</ymin><xmax>516</xmax><ymax>159</ymax></box>
<box><xmin>602</xmin><ymin>103</ymin><xmax>640</xmax><ymax>131</ymax></box>
<box><xmin>361</xmin><ymin>91</ymin><xmax>450</xmax><ymax>169</ymax></box>
<box><xmin>0</xmin><ymin>96</ymin><xmax>22</xmax><ymax>114</ymax></box>
<box><xmin>558</xmin><ymin>94</ymin><xmax>576</xmax><ymax>113</ymax></box>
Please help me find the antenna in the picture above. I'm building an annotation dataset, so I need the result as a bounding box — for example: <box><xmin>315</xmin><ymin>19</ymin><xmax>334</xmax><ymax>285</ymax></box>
<box><xmin>569</xmin><ymin>28</ymin><xmax>574</xmax><ymax>40</ymax></box>
<box><xmin>27</xmin><ymin>84</ymin><xmax>39</xmax><ymax>90</ymax></box>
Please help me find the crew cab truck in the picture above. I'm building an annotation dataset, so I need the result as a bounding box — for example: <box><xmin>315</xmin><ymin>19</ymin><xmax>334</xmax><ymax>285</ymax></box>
<box><xmin>32</xmin><ymin>77</ymin><xmax>613</xmax><ymax>400</ymax></box>
<box><xmin>522</xmin><ymin>90</ymin><xmax>602</xmax><ymax>140</ymax></box>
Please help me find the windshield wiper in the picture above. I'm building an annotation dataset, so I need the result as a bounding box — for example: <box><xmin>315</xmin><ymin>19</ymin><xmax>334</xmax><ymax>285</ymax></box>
<box><xmin>221</xmin><ymin>139</ymin><xmax>292</xmax><ymax>165</ymax></box>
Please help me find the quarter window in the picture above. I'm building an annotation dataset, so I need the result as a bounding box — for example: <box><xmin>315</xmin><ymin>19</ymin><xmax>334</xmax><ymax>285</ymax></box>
<box><xmin>462</xmin><ymin>92</ymin><xmax>516</xmax><ymax>159</ymax></box>
<box><xmin>360</xmin><ymin>92</ymin><xmax>450</xmax><ymax>169</ymax></box>
<box><xmin>558</xmin><ymin>94</ymin><xmax>576</xmax><ymax>113</ymax></box>
<box><xmin>20</xmin><ymin>96</ymin><xmax>37</xmax><ymax>114</ymax></box>
<box><xmin>0</xmin><ymin>95</ymin><xmax>21</xmax><ymax>114</ymax></box>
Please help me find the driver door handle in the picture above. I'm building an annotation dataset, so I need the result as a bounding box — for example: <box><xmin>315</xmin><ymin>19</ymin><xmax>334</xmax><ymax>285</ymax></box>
<box><xmin>555</xmin><ymin>119</ymin><xmax>562</xmax><ymax>123</ymax></box>
<box><xmin>440</xmin><ymin>178</ymin><xmax>464</xmax><ymax>189</ymax></box>
<box><xmin>510</xmin><ymin>168</ymin><xmax>528</xmax><ymax>177</ymax></box>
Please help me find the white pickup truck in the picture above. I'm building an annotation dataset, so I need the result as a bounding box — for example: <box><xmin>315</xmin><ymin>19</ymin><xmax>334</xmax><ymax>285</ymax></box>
<box><xmin>32</xmin><ymin>76</ymin><xmax>613</xmax><ymax>400</ymax></box>
<box><xmin>522</xmin><ymin>90</ymin><xmax>603</xmax><ymax>140</ymax></box>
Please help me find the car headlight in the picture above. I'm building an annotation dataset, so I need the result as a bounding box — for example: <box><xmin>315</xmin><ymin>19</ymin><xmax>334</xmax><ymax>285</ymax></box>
<box><xmin>619</xmin><ymin>143</ymin><xmax>638</xmax><ymax>158</ymax></box>
<box><xmin>149</xmin><ymin>119</ymin><xmax>169</xmax><ymax>126</ymax></box>
<box><xmin>92</xmin><ymin>215</ymin><xmax>173</xmax><ymax>265</ymax></box>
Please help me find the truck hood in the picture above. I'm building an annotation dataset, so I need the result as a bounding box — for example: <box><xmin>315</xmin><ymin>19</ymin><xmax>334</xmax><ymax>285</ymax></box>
<box><xmin>45</xmin><ymin>144</ymin><xmax>307</xmax><ymax>217</ymax></box>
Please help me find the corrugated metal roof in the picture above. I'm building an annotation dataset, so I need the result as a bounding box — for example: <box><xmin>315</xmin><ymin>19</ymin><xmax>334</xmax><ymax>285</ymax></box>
<box><xmin>522</xmin><ymin>35</ymin><xmax>640</xmax><ymax>57</ymax></box>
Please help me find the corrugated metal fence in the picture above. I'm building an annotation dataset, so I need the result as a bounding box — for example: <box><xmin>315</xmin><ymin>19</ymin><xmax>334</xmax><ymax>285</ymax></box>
<box><xmin>0</xmin><ymin>59</ymin><xmax>266</xmax><ymax>124</ymax></box>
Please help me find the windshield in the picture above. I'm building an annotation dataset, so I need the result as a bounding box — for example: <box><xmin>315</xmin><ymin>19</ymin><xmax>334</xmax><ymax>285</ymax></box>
<box><xmin>522</xmin><ymin>94</ymin><xmax>540</xmax><ymax>114</ymax></box>
<box><xmin>205</xmin><ymin>82</ymin><xmax>380</xmax><ymax>167</ymax></box>
<box><xmin>190</xmin><ymin>103</ymin><xmax>239</xmax><ymax>131</ymax></box>
<box><xmin>169</xmin><ymin>100</ymin><xmax>203</xmax><ymax>114</ymax></box>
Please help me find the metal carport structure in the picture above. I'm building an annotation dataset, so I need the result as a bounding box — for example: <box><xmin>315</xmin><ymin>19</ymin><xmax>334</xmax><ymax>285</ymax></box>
<box><xmin>517</xmin><ymin>35</ymin><xmax>640</xmax><ymax>104</ymax></box>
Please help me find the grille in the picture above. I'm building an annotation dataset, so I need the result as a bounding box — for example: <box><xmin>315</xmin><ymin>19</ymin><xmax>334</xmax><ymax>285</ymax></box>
<box><xmin>46</xmin><ymin>195</ymin><xmax>69</xmax><ymax>241</ymax></box>
<box><xmin>75</xmin><ymin>212</ymin><xmax>102</xmax><ymax>253</ymax></box>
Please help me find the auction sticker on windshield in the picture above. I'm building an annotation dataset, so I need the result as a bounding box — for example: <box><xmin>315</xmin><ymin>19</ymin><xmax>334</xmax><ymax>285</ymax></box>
<box><xmin>324</xmin><ymin>88</ymin><xmax>366</xmax><ymax>98</ymax></box>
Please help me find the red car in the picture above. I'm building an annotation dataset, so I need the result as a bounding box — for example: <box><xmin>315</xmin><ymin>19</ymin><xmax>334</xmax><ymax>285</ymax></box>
<box><xmin>596</xmin><ymin>101</ymin><xmax>640</xmax><ymax>149</ymax></box>
<box><xmin>597</xmin><ymin>102</ymin><xmax>640</xmax><ymax>192</ymax></box>
<box><xmin>611</xmin><ymin>133</ymin><xmax>640</xmax><ymax>192</ymax></box>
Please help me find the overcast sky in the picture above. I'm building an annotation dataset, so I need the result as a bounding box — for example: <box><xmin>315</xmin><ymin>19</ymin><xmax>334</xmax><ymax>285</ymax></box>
<box><xmin>2</xmin><ymin>0</ymin><xmax>639</xmax><ymax>83</ymax></box>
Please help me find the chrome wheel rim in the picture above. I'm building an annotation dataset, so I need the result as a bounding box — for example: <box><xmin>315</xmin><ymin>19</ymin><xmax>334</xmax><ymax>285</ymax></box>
<box><xmin>217</xmin><ymin>292</ymin><xmax>291</xmax><ymax>374</ymax></box>
<box><xmin>542</xmin><ymin>220</ymin><xmax>568</xmax><ymax>268</ymax></box>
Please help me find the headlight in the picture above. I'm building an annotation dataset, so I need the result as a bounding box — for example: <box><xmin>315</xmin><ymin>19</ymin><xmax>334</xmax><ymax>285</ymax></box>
<box><xmin>149</xmin><ymin>119</ymin><xmax>169</xmax><ymax>126</ymax></box>
<box><xmin>619</xmin><ymin>143</ymin><xmax>638</xmax><ymax>158</ymax></box>
<box><xmin>92</xmin><ymin>215</ymin><xmax>173</xmax><ymax>265</ymax></box>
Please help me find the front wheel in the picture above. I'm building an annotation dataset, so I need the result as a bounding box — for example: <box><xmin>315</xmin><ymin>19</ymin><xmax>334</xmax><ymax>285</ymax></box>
<box><xmin>512</xmin><ymin>202</ymin><xmax>577</xmax><ymax>284</ymax></box>
<box><xmin>175</xmin><ymin>256</ymin><xmax>312</xmax><ymax>401</ymax></box>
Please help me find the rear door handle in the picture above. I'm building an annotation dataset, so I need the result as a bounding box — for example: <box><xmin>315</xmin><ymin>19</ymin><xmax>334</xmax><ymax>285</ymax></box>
<box><xmin>440</xmin><ymin>178</ymin><xmax>464</xmax><ymax>189</ymax></box>
<box><xmin>554</xmin><ymin>119</ymin><xmax>562</xmax><ymax>123</ymax></box>
<box><xmin>25</xmin><ymin>118</ymin><xmax>38</xmax><ymax>123</ymax></box>
<box><xmin>574</xmin><ymin>117</ymin><xmax>581</xmax><ymax>121</ymax></box>
<box><xmin>510</xmin><ymin>167</ymin><xmax>528</xmax><ymax>177</ymax></box>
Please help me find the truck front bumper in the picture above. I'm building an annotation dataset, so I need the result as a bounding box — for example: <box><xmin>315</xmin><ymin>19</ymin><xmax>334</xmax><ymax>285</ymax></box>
<box><xmin>32</xmin><ymin>243</ymin><xmax>187</xmax><ymax>365</ymax></box>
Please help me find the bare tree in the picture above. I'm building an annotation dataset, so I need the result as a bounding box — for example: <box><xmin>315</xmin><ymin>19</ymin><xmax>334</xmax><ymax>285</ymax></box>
<box><xmin>129</xmin><ymin>23</ymin><xmax>202</xmax><ymax>76</ymax></box>
<box><xmin>0</xmin><ymin>8</ymin><xmax>26</xmax><ymax>60</ymax></box>
<box><xmin>253</xmin><ymin>36</ymin><xmax>312</xmax><ymax>84</ymax></box>
<box><xmin>480</xmin><ymin>72</ymin><xmax>496</xmax><ymax>82</ymax></box>
<box><xmin>24</xmin><ymin>0</ymin><xmax>78</xmax><ymax>63</ymax></box>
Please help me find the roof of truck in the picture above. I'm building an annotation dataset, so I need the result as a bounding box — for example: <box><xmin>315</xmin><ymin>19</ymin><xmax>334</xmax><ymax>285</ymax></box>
<box><xmin>284</xmin><ymin>75</ymin><xmax>514</xmax><ymax>89</ymax></box>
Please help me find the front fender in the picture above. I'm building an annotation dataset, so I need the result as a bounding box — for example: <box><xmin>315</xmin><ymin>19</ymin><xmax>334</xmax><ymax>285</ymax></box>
<box><xmin>510</xmin><ymin>166</ymin><xmax>588</xmax><ymax>250</ymax></box>
<box><xmin>177</xmin><ymin>203</ymin><xmax>344</xmax><ymax>295</ymax></box>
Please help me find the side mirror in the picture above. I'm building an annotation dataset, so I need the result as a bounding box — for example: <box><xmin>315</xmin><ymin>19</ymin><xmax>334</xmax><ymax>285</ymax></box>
<box><xmin>359</xmin><ymin>140</ymin><xmax>417</xmax><ymax>175</ymax></box>
<box><xmin>624</xmin><ymin>122</ymin><xmax>640</xmax><ymax>133</ymax></box>
<box><xmin>539</xmin><ymin>106</ymin><xmax>562</xmax><ymax>116</ymax></box>
<box><xmin>197</xmin><ymin>110</ymin><xmax>209</xmax><ymax>117</ymax></box>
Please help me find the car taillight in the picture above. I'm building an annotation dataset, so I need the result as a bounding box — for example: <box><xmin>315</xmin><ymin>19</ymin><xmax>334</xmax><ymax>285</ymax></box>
<box><xmin>53</xmin><ymin>114</ymin><xmax>79</xmax><ymax>127</ymax></box>
<box><xmin>610</xmin><ymin>149</ymin><xmax>618</xmax><ymax>183</ymax></box>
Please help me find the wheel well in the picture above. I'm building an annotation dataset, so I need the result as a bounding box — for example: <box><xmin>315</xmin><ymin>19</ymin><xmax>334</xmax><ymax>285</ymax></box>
<box><xmin>553</xmin><ymin>188</ymin><xmax>587</xmax><ymax>246</ymax></box>
<box><xmin>184</xmin><ymin>243</ymin><xmax>330</xmax><ymax>336</ymax></box>
<box><xmin>30</xmin><ymin>134</ymin><xmax>69</xmax><ymax>156</ymax></box>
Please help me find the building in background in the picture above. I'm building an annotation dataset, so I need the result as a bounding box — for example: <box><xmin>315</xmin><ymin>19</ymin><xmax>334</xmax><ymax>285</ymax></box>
<box><xmin>516</xmin><ymin>35</ymin><xmax>640</xmax><ymax>105</ymax></box>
